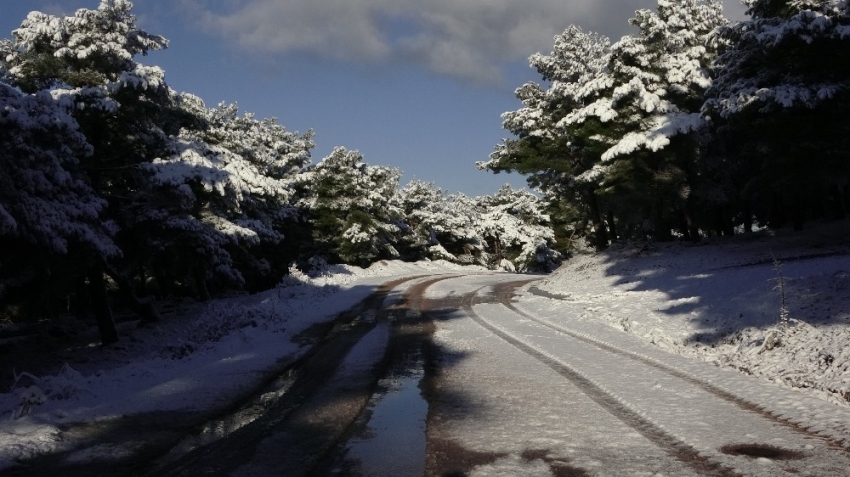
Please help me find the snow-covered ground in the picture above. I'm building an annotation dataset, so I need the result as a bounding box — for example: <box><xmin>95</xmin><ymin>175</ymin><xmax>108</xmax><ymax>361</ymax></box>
<box><xmin>3</xmin><ymin>221</ymin><xmax>849</xmax><ymax>472</ymax></box>
<box><xmin>531</xmin><ymin>221</ymin><xmax>850</xmax><ymax>407</ymax></box>
<box><xmin>431</xmin><ymin>273</ymin><xmax>850</xmax><ymax>476</ymax></box>
<box><xmin>0</xmin><ymin>260</ymin><xmax>481</xmax><ymax>471</ymax></box>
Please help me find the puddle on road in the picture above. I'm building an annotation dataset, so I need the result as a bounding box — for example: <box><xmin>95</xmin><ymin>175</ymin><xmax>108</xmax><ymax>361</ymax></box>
<box><xmin>322</xmin><ymin>352</ymin><xmax>428</xmax><ymax>476</ymax></box>
<box><xmin>155</xmin><ymin>371</ymin><xmax>298</xmax><ymax>465</ymax></box>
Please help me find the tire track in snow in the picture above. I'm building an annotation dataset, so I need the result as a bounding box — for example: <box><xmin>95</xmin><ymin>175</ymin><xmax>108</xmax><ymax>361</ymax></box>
<box><xmin>492</xmin><ymin>280</ymin><xmax>850</xmax><ymax>456</ymax></box>
<box><xmin>461</xmin><ymin>287</ymin><xmax>740</xmax><ymax>477</ymax></box>
<box><xmin>148</xmin><ymin>275</ymin><xmax>436</xmax><ymax>477</ymax></box>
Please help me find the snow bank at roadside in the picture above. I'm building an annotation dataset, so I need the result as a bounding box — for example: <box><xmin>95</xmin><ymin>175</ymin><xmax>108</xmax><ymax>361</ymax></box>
<box><xmin>0</xmin><ymin>259</ymin><xmax>475</xmax><ymax>471</ymax></box>
<box><xmin>532</xmin><ymin>224</ymin><xmax>850</xmax><ymax>406</ymax></box>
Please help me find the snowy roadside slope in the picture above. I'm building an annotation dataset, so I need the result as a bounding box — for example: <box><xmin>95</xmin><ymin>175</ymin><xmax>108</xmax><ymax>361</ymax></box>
<box><xmin>530</xmin><ymin>223</ymin><xmax>850</xmax><ymax>407</ymax></box>
<box><xmin>0</xmin><ymin>260</ymin><xmax>481</xmax><ymax>471</ymax></box>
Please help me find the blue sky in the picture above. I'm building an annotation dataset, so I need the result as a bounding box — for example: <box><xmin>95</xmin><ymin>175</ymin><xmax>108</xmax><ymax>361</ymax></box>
<box><xmin>1</xmin><ymin>0</ymin><xmax>748</xmax><ymax>197</ymax></box>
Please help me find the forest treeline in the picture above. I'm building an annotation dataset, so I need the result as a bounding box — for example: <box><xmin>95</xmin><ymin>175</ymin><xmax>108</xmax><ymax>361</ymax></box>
<box><xmin>482</xmin><ymin>0</ymin><xmax>850</xmax><ymax>250</ymax></box>
<box><xmin>0</xmin><ymin>1</ymin><xmax>559</xmax><ymax>343</ymax></box>
<box><xmin>3</xmin><ymin>0</ymin><xmax>849</xmax><ymax>345</ymax></box>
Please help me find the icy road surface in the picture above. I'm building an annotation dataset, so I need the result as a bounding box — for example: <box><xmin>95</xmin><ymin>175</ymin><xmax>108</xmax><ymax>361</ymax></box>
<box><xmin>421</xmin><ymin>274</ymin><xmax>850</xmax><ymax>477</ymax></box>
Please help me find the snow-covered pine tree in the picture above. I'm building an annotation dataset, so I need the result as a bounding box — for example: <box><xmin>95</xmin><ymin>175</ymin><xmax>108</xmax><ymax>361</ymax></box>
<box><xmin>704</xmin><ymin>0</ymin><xmax>850</xmax><ymax>229</ymax></box>
<box><xmin>391</xmin><ymin>181</ymin><xmax>491</xmax><ymax>264</ymax></box>
<box><xmin>475</xmin><ymin>185</ymin><xmax>562</xmax><ymax>272</ymax></box>
<box><xmin>484</xmin><ymin>1</ymin><xmax>727</xmax><ymax>246</ymax></box>
<box><xmin>304</xmin><ymin>147</ymin><xmax>403</xmax><ymax>267</ymax></box>
<box><xmin>392</xmin><ymin>182</ymin><xmax>561</xmax><ymax>270</ymax></box>
<box><xmin>566</xmin><ymin>0</ymin><xmax>727</xmax><ymax>241</ymax></box>
<box><xmin>480</xmin><ymin>26</ymin><xmax>616</xmax><ymax>250</ymax></box>
<box><xmin>1</xmin><ymin>1</ymin><xmax>322</xmax><ymax>342</ymax></box>
<box><xmin>392</xmin><ymin>180</ymin><xmax>448</xmax><ymax>261</ymax></box>
<box><xmin>0</xmin><ymin>71</ymin><xmax>121</xmax><ymax>328</ymax></box>
<box><xmin>441</xmin><ymin>193</ymin><xmax>489</xmax><ymax>265</ymax></box>
<box><xmin>2</xmin><ymin>1</ymin><xmax>199</xmax><ymax>338</ymax></box>
<box><xmin>146</xmin><ymin>97</ymin><xmax>315</xmax><ymax>291</ymax></box>
<box><xmin>0</xmin><ymin>76</ymin><xmax>116</xmax><ymax>258</ymax></box>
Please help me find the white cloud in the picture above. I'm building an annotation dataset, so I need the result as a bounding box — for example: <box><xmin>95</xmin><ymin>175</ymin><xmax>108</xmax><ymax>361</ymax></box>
<box><xmin>185</xmin><ymin>0</ymin><xmax>393</xmax><ymax>61</ymax></box>
<box><xmin>20</xmin><ymin>1</ymin><xmax>73</xmax><ymax>18</ymax></box>
<box><xmin>181</xmin><ymin>0</ymin><xmax>749</xmax><ymax>84</ymax></box>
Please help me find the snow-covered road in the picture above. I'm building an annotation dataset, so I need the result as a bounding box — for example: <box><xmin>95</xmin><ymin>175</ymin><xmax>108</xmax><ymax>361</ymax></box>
<box><xmin>423</xmin><ymin>274</ymin><xmax>850</xmax><ymax>476</ymax></box>
<box><xmin>5</xmin><ymin>265</ymin><xmax>850</xmax><ymax>476</ymax></box>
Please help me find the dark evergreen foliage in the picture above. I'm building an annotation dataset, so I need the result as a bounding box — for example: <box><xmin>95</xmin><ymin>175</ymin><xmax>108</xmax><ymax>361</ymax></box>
<box><xmin>484</xmin><ymin>0</ymin><xmax>850</xmax><ymax>250</ymax></box>
<box><xmin>0</xmin><ymin>1</ymin><xmax>561</xmax><ymax>346</ymax></box>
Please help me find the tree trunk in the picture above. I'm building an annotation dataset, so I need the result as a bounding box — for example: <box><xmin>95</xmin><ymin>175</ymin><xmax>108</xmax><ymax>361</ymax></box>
<box><xmin>104</xmin><ymin>263</ymin><xmax>162</xmax><ymax>324</ymax></box>
<box><xmin>677</xmin><ymin>211</ymin><xmax>690</xmax><ymax>241</ymax></box>
<box><xmin>829</xmin><ymin>185</ymin><xmax>846</xmax><ymax>220</ymax></box>
<box><xmin>153</xmin><ymin>268</ymin><xmax>171</xmax><ymax>298</ymax></box>
<box><xmin>792</xmin><ymin>193</ymin><xmax>804</xmax><ymax>231</ymax></box>
<box><xmin>742</xmin><ymin>200</ymin><xmax>754</xmax><ymax>234</ymax></box>
<box><xmin>769</xmin><ymin>193</ymin><xmax>787</xmax><ymax>229</ymax></box>
<box><xmin>89</xmin><ymin>265</ymin><xmax>118</xmax><ymax>346</ymax></box>
<box><xmin>605</xmin><ymin>211</ymin><xmax>617</xmax><ymax>242</ymax></box>
<box><xmin>588</xmin><ymin>192</ymin><xmax>609</xmax><ymax>250</ymax></box>
<box><xmin>74</xmin><ymin>275</ymin><xmax>89</xmax><ymax>321</ymax></box>
<box><xmin>683</xmin><ymin>200</ymin><xmax>700</xmax><ymax>242</ymax></box>
<box><xmin>843</xmin><ymin>184</ymin><xmax>850</xmax><ymax>218</ymax></box>
<box><xmin>137</xmin><ymin>266</ymin><xmax>147</xmax><ymax>294</ymax></box>
<box><xmin>653</xmin><ymin>199</ymin><xmax>672</xmax><ymax>242</ymax></box>
<box><xmin>193</xmin><ymin>265</ymin><xmax>211</xmax><ymax>302</ymax></box>
<box><xmin>712</xmin><ymin>210</ymin><xmax>733</xmax><ymax>236</ymax></box>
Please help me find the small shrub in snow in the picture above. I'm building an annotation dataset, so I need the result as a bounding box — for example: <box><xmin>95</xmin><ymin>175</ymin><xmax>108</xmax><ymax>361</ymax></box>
<box><xmin>303</xmin><ymin>256</ymin><xmax>353</xmax><ymax>278</ymax></box>
<box><xmin>758</xmin><ymin>330</ymin><xmax>780</xmax><ymax>354</ymax></box>
<box><xmin>9</xmin><ymin>364</ymin><xmax>90</xmax><ymax>418</ymax></box>
<box><xmin>427</xmin><ymin>244</ymin><xmax>457</xmax><ymax>263</ymax></box>
<box><xmin>771</xmin><ymin>252</ymin><xmax>790</xmax><ymax>329</ymax></box>
<box><xmin>12</xmin><ymin>386</ymin><xmax>46</xmax><ymax>419</ymax></box>
<box><xmin>499</xmin><ymin>259</ymin><xmax>517</xmax><ymax>272</ymax></box>
<box><xmin>279</xmin><ymin>263</ymin><xmax>312</xmax><ymax>287</ymax></box>
<box><xmin>304</xmin><ymin>256</ymin><xmax>332</xmax><ymax>277</ymax></box>
<box><xmin>43</xmin><ymin>364</ymin><xmax>90</xmax><ymax>400</ymax></box>
<box><xmin>163</xmin><ymin>303</ymin><xmax>286</xmax><ymax>359</ymax></box>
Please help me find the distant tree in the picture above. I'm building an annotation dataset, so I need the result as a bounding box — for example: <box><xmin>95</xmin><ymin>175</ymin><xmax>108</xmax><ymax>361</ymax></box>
<box><xmin>392</xmin><ymin>182</ymin><xmax>561</xmax><ymax>271</ymax></box>
<box><xmin>392</xmin><ymin>180</ymin><xmax>449</xmax><ymax>261</ymax></box>
<box><xmin>146</xmin><ymin>97</ymin><xmax>315</xmax><ymax>293</ymax></box>
<box><xmin>476</xmin><ymin>185</ymin><xmax>562</xmax><ymax>272</ymax></box>
<box><xmin>391</xmin><ymin>181</ymin><xmax>486</xmax><ymax>263</ymax></box>
<box><xmin>440</xmin><ymin>193</ymin><xmax>491</xmax><ymax>265</ymax></box>
<box><xmin>704</xmin><ymin>0</ymin><xmax>850</xmax><ymax>229</ymax></box>
<box><xmin>304</xmin><ymin>147</ymin><xmax>404</xmax><ymax>267</ymax></box>
<box><xmin>480</xmin><ymin>26</ymin><xmax>615</xmax><ymax>250</ymax></box>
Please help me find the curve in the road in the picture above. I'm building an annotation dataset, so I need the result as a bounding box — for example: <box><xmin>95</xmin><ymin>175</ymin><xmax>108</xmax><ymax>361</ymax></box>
<box><xmin>149</xmin><ymin>275</ymin><xmax>437</xmax><ymax>477</ymax></box>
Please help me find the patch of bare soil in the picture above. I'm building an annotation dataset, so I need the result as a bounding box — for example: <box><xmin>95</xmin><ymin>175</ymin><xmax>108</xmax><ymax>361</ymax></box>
<box><xmin>426</xmin><ymin>437</ymin><xmax>508</xmax><ymax>477</ymax></box>
<box><xmin>520</xmin><ymin>449</ymin><xmax>591</xmax><ymax>477</ymax></box>
<box><xmin>720</xmin><ymin>443</ymin><xmax>806</xmax><ymax>461</ymax></box>
<box><xmin>148</xmin><ymin>277</ymin><xmax>426</xmax><ymax>477</ymax></box>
